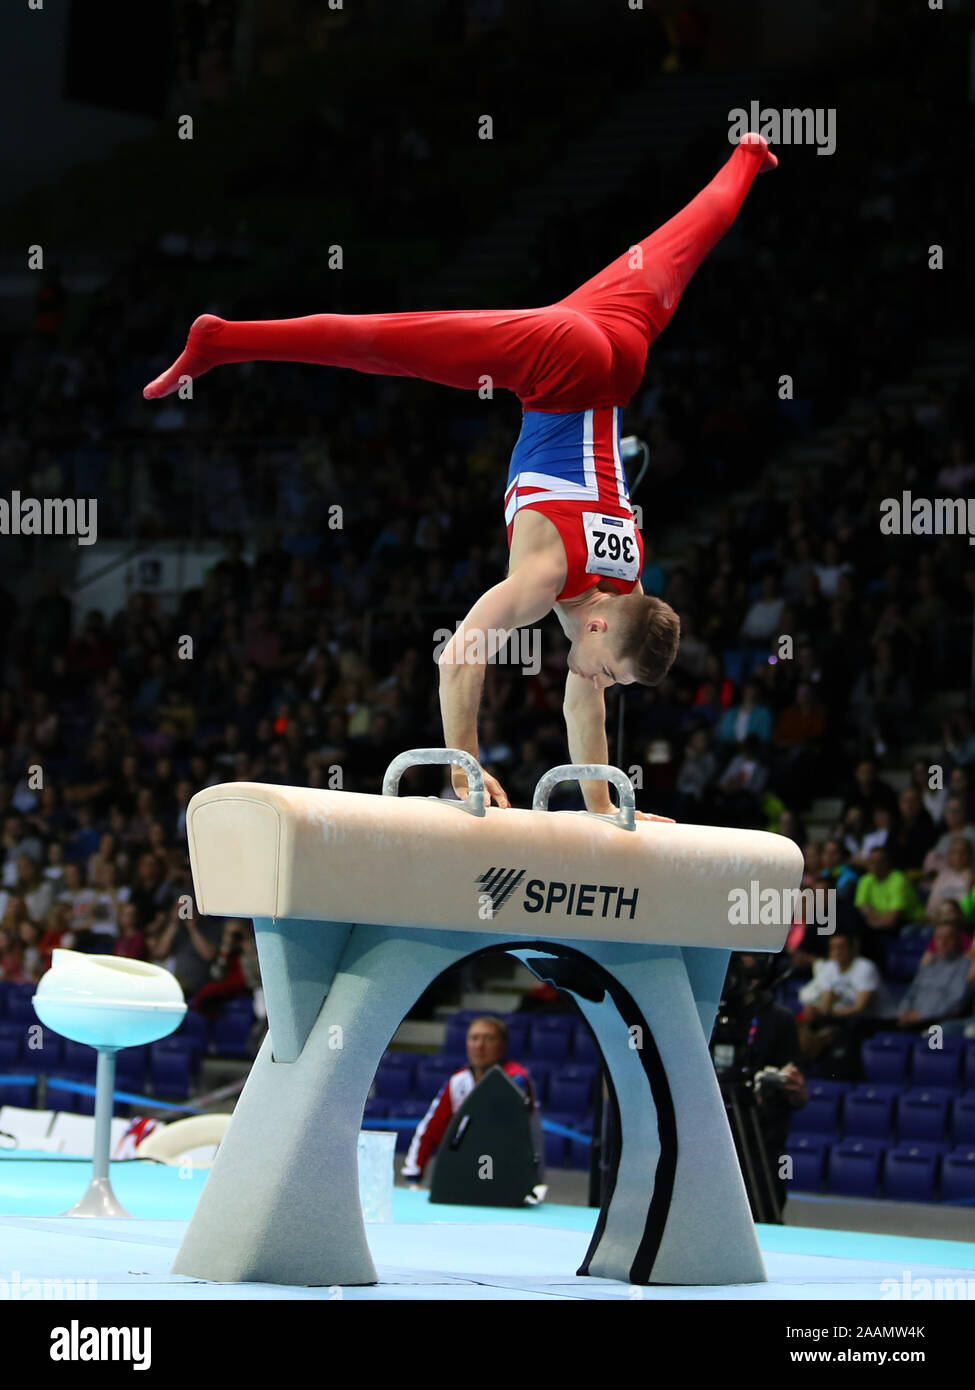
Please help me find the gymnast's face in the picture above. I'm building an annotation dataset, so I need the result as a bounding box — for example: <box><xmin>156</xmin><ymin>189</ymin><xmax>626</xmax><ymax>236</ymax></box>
<box><xmin>567</xmin><ymin>624</ymin><xmax>635</xmax><ymax>691</ymax></box>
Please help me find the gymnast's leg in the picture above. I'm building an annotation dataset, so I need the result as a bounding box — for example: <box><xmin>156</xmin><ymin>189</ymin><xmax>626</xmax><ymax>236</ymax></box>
<box><xmin>558</xmin><ymin>134</ymin><xmax>776</xmax><ymax>350</ymax></box>
<box><xmin>143</xmin><ymin>134</ymin><xmax>774</xmax><ymax>406</ymax></box>
<box><xmin>143</xmin><ymin>301</ymin><xmax>570</xmax><ymax>401</ymax></box>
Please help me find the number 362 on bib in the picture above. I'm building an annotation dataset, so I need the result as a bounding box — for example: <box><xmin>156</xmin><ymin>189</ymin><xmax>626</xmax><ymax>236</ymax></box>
<box><xmin>582</xmin><ymin>512</ymin><xmax>641</xmax><ymax>582</ymax></box>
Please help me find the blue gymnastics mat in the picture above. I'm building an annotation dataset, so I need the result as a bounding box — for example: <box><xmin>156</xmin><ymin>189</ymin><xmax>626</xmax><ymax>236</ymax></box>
<box><xmin>1</xmin><ymin>1153</ymin><xmax>973</xmax><ymax>1301</ymax></box>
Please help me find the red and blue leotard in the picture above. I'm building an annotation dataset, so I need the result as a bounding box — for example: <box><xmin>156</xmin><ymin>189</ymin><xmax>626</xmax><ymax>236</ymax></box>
<box><xmin>504</xmin><ymin>405</ymin><xmax>644</xmax><ymax>600</ymax></box>
<box><xmin>143</xmin><ymin>137</ymin><xmax>774</xmax><ymax>595</ymax></box>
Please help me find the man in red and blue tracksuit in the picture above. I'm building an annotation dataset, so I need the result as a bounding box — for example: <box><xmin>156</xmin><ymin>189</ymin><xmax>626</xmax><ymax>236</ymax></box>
<box><xmin>401</xmin><ymin>1015</ymin><xmax>538</xmax><ymax>1181</ymax></box>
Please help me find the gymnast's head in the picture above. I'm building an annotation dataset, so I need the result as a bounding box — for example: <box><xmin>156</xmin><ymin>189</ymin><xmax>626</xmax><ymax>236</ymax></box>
<box><xmin>567</xmin><ymin>592</ymin><xmax>681</xmax><ymax>691</ymax></box>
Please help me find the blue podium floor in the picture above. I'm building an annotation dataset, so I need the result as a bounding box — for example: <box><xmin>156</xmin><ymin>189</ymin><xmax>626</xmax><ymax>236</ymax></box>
<box><xmin>2</xmin><ymin>1154</ymin><xmax>974</xmax><ymax>1301</ymax></box>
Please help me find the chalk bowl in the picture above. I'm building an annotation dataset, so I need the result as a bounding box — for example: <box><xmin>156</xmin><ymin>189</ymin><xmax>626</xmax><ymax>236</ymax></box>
<box><xmin>33</xmin><ymin>948</ymin><xmax>186</xmax><ymax>1049</ymax></box>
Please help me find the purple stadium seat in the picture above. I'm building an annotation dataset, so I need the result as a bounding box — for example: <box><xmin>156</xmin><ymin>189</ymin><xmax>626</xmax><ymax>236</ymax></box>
<box><xmin>861</xmin><ymin>1033</ymin><xmax>913</xmax><ymax>1085</ymax></box>
<box><xmin>941</xmin><ymin>1147</ymin><xmax>975</xmax><ymax>1203</ymax></box>
<box><xmin>210</xmin><ymin>999</ymin><xmax>254</xmax><ymax>1058</ymax></box>
<box><xmin>114</xmin><ymin>1045</ymin><xmax>148</xmax><ymax>1091</ymax></box>
<box><xmin>524</xmin><ymin>1060</ymin><xmax>551</xmax><ymax>1104</ymax></box>
<box><xmin>950</xmin><ymin>1092</ymin><xmax>975</xmax><ymax>1143</ymax></box>
<box><xmin>22</xmin><ymin>1027</ymin><xmax>65</xmax><ymax>1074</ymax></box>
<box><xmin>0</xmin><ymin>1078</ymin><xmax>36</xmax><ymax>1109</ymax></box>
<box><xmin>373</xmin><ymin>1062</ymin><xmax>412</xmax><ymax>1102</ymax></box>
<box><xmin>443</xmin><ymin>1020</ymin><xmax>469</xmax><ymax>1058</ymax></box>
<box><xmin>543</xmin><ymin>1111</ymin><xmax>573</xmax><ymax>1169</ymax></box>
<box><xmin>390</xmin><ymin>1099</ymin><xmax>430</xmax><ymax>1153</ymax></box>
<box><xmin>504</xmin><ymin>1019</ymin><xmax>528</xmax><ymax>1056</ymax></box>
<box><xmin>827</xmin><ymin>1139</ymin><xmax>885</xmax><ymax>1198</ymax></box>
<box><xmin>571</xmin><ymin>1024</ymin><xmax>600</xmax><ymax>1064</ymax></box>
<box><xmin>363</xmin><ymin>1098</ymin><xmax>388</xmax><ymax>1119</ymax></box>
<box><xmin>0</xmin><ymin>1038</ymin><xmax>19</xmax><ymax>1069</ymax></box>
<box><xmin>885</xmin><ymin>938</ymin><xmax>932</xmax><ymax>983</ymax></box>
<box><xmin>174</xmin><ymin>1012</ymin><xmax>209</xmax><ymax>1052</ymax></box>
<box><xmin>61</xmin><ymin>1041</ymin><xmax>97</xmax><ymax>1078</ymax></box>
<box><xmin>548</xmin><ymin>1067</ymin><xmax>595</xmax><ymax>1117</ymax></box>
<box><xmin>784</xmin><ymin>1135</ymin><xmax>829</xmax><ymax>1191</ymax></box>
<box><xmin>6</xmin><ymin>986</ymin><xmax>37</xmax><ymax>1024</ymax></box>
<box><xmin>46</xmin><ymin>1075</ymin><xmax>93</xmax><ymax>1115</ymax></box>
<box><xmin>962</xmin><ymin>1045</ymin><xmax>975</xmax><ymax>1091</ymax></box>
<box><xmin>415</xmin><ymin>1057</ymin><xmax>457</xmax><ymax>1100</ymax></box>
<box><xmin>568</xmin><ymin>1114</ymin><xmax>593</xmax><ymax>1168</ymax></box>
<box><xmin>0</xmin><ymin>981</ymin><xmax>10</xmax><ymax>1019</ymax></box>
<box><xmin>530</xmin><ymin>1028</ymin><xmax>572</xmax><ymax>1063</ymax></box>
<box><xmin>790</xmin><ymin>1094</ymin><xmax>841</xmax><ymax>1136</ymax></box>
<box><xmin>149</xmin><ymin>1042</ymin><xmax>192</xmax><ymax>1099</ymax></box>
<box><xmin>806</xmin><ymin>1079</ymin><xmax>853</xmax><ymax>1100</ymax></box>
<box><xmin>895</xmin><ymin>1088</ymin><xmax>956</xmax><ymax>1143</ymax></box>
<box><xmin>910</xmin><ymin>1036</ymin><xmax>964</xmax><ymax>1089</ymax></box>
<box><xmin>842</xmin><ymin>1085</ymin><xmax>899</xmax><ymax>1139</ymax></box>
<box><xmin>882</xmin><ymin>1143</ymin><xmax>946</xmax><ymax>1202</ymax></box>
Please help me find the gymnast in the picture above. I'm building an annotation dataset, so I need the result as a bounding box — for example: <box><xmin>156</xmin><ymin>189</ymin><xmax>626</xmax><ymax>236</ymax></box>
<box><xmin>144</xmin><ymin>133</ymin><xmax>776</xmax><ymax>815</ymax></box>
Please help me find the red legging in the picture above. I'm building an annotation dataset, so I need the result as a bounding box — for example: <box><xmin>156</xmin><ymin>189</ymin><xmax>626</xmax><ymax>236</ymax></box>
<box><xmin>144</xmin><ymin>139</ymin><xmax>771</xmax><ymax>409</ymax></box>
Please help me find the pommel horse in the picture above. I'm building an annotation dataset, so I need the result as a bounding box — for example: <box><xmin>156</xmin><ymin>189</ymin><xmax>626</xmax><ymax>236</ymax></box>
<box><xmin>173</xmin><ymin>750</ymin><xmax>802</xmax><ymax>1287</ymax></box>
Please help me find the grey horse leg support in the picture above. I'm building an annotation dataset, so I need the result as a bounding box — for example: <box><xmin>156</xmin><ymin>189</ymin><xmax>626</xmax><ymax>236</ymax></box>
<box><xmin>172</xmin><ymin>924</ymin><xmax>763</xmax><ymax>1287</ymax></box>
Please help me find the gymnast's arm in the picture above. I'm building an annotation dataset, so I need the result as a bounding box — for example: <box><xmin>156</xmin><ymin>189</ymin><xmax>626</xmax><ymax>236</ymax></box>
<box><xmin>438</xmin><ymin>562</ymin><xmax>561</xmax><ymax>806</ymax></box>
<box><xmin>563</xmin><ymin>672</ymin><xmax>676</xmax><ymax>823</ymax></box>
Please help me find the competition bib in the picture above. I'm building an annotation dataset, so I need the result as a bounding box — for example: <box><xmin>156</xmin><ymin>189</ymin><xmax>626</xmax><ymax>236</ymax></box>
<box><xmin>582</xmin><ymin>511</ymin><xmax>640</xmax><ymax>582</ymax></box>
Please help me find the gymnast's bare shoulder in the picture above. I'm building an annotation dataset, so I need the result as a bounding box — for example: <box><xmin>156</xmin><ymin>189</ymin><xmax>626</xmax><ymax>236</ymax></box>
<box><xmin>507</xmin><ymin>509</ymin><xmax>567</xmax><ymax>597</ymax></box>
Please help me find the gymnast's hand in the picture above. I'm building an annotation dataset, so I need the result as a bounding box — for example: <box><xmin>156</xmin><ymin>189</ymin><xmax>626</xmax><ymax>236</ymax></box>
<box><xmin>452</xmin><ymin>763</ymin><xmax>510</xmax><ymax>809</ymax></box>
<box><xmin>634</xmin><ymin>809</ymin><xmax>676</xmax><ymax>823</ymax></box>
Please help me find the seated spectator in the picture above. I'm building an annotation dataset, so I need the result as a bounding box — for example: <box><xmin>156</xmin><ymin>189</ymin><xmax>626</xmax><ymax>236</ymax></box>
<box><xmin>675</xmin><ymin>725</ymin><xmax>717</xmax><ymax>820</ymax></box>
<box><xmin>713</xmin><ymin>733</ymin><xmax>768</xmax><ymax>828</ymax></box>
<box><xmin>58</xmin><ymin>861</ymin><xmax>97</xmax><ymax>935</ymax></box>
<box><xmin>861</xmin><ymin>804</ymin><xmax>895</xmax><ymax>859</ymax></box>
<box><xmin>717</xmin><ymin>681</ymin><xmax>772</xmax><ymax>746</ymax></box>
<box><xmin>800</xmin><ymin>840</ymin><xmax>822</xmax><ymax>889</ymax></box>
<box><xmin>796</xmin><ymin>931</ymin><xmax>890</xmax><ymax>1065</ymax></box>
<box><xmin>921</xmin><ymin>899</ymin><xmax>973</xmax><ymax>961</ymax></box>
<box><xmin>896</xmin><ymin>918</ymin><xmax>972</xmax><ymax>1030</ymax></box>
<box><xmin>840</xmin><ymin>804</ymin><xmax>870</xmax><ymax>868</ymax></box>
<box><xmin>923</xmin><ymin>794</ymin><xmax>975</xmax><ymax>879</ymax></box>
<box><xmin>949</xmin><ymin>764</ymin><xmax>975</xmax><ymax>822</ymax></box>
<box><xmin>840</xmin><ymin>758</ymin><xmax>899</xmax><ymax>826</ymax></box>
<box><xmin>688</xmin><ymin>679</ymin><xmax>723</xmax><ymax>729</ymax></box>
<box><xmin>17</xmin><ymin>854</ymin><xmax>54</xmax><ymax>925</ymax></box>
<box><xmin>1</xmin><ymin>813</ymin><xmax>43</xmax><ymax>888</ymax></box>
<box><xmin>818</xmin><ymin>837</ymin><xmax>859</xmax><ymax>899</ymax></box>
<box><xmin>776</xmin><ymin>807</ymin><xmax>805</xmax><ymax>846</ymax></box>
<box><xmin>848</xmin><ymin>637</ymin><xmax>912</xmax><ymax>755</ymax></box>
<box><xmin>91</xmin><ymin>858</ymin><xmax>131</xmax><ymax>926</ymax></box>
<box><xmin>151</xmin><ymin>898</ymin><xmax>222</xmax><ymax>998</ymax></box>
<box><xmin>854</xmin><ymin>845</ymin><xmax>924</xmax><ymax>934</ymax></box>
<box><xmin>39</xmin><ymin>900</ymin><xmax>69</xmax><ymax>968</ymax></box>
<box><xmin>887</xmin><ymin>784</ymin><xmax>937</xmax><ymax>876</ymax></box>
<box><xmin>772</xmin><ymin>681</ymin><xmax>825</xmax><ymax>751</ymax></box>
<box><xmin>401</xmin><ymin>1016</ymin><xmax>537</xmax><ymax>1182</ymax></box>
<box><xmin>19</xmin><ymin>921</ymin><xmax>43</xmax><ymax>982</ymax></box>
<box><xmin>912</xmin><ymin>757</ymin><xmax>947</xmax><ymax>828</ymax></box>
<box><xmin>785</xmin><ymin>895</ymin><xmax>830</xmax><ymax>979</ymax></box>
<box><xmin>926</xmin><ymin>837</ymin><xmax>975</xmax><ymax>922</ymax></box>
<box><xmin>943</xmin><ymin>712</ymin><xmax>975</xmax><ymax>775</ymax></box>
<box><xmin>129</xmin><ymin>852</ymin><xmax>171</xmax><ymax>935</ymax></box>
<box><xmin>0</xmin><ymin>929</ymin><xmax>28</xmax><ymax>983</ymax></box>
<box><xmin>739</xmin><ymin>573</ymin><xmax>784</xmax><ymax>645</ymax></box>
<box><xmin>42</xmin><ymin>841</ymin><xmax>67</xmax><ymax>891</ymax></box>
<box><xmin>114</xmin><ymin>902</ymin><xmax>148</xmax><ymax>961</ymax></box>
<box><xmin>190</xmin><ymin>918</ymin><xmax>252</xmax><ymax>1020</ymax></box>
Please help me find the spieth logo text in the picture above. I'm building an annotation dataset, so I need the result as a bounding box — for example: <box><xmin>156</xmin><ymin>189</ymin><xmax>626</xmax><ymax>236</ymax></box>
<box><xmin>477</xmin><ymin>868</ymin><xmax>638</xmax><ymax>919</ymax></box>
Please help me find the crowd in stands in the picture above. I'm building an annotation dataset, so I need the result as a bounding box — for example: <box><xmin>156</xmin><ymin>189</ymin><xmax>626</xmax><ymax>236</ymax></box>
<box><xmin>0</xmin><ymin>9</ymin><xmax>971</xmax><ymax>1093</ymax></box>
